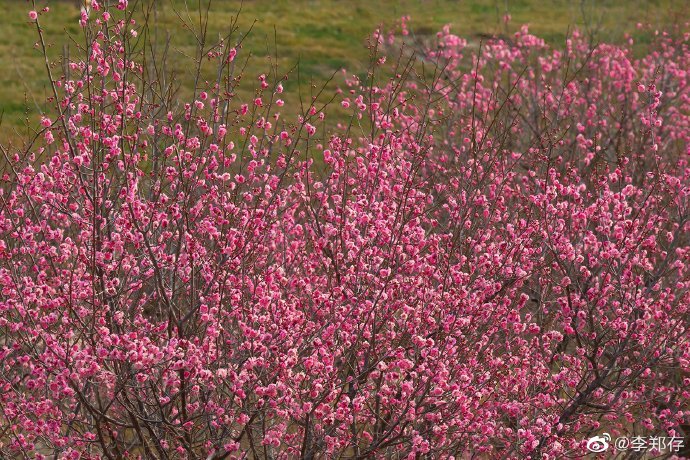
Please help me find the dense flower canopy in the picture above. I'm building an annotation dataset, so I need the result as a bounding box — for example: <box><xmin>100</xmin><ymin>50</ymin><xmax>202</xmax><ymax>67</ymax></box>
<box><xmin>0</xmin><ymin>2</ymin><xmax>689</xmax><ymax>458</ymax></box>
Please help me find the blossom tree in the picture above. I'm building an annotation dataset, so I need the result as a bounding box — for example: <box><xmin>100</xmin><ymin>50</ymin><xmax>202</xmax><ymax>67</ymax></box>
<box><xmin>0</xmin><ymin>1</ymin><xmax>688</xmax><ymax>458</ymax></box>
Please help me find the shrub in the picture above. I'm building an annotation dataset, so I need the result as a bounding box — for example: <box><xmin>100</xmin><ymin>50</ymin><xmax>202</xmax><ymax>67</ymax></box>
<box><xmin>0</xmin><ymin>1</ymin><xmax>688</xmax><ymax>458</ymax></box>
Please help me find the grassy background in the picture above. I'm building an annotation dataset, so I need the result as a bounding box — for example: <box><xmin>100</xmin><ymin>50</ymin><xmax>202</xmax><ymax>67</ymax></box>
<box><xmin>1</xmin><ymin>0</ymin><xmax>688</xmax><ymax>143</ymax></box>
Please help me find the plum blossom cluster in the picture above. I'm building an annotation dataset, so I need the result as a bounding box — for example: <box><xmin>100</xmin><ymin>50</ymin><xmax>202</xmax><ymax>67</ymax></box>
<box><xmin>0</xmin><ymin>2</ymin><xmax>689</xmax><ymax>458</ymax></box>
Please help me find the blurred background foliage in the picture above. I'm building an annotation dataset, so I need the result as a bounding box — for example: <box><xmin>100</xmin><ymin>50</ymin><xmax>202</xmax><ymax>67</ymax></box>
<box><xmin>1</xmin><ymin>0</ymin><xmax>688</xmax><ymax>143</ymax></box>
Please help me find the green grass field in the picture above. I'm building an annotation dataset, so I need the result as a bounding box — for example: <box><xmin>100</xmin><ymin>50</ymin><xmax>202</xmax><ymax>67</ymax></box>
<box><xmin>1</xmin><ymin>0</ymin><xmax>688</xmax><ymax>142</ymax></box>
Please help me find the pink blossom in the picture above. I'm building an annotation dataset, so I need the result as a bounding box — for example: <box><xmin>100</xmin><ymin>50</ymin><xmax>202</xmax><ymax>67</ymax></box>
<box><xmin>3</xmin><ymin>4</ymin><xmax>690</xmax><ymax>459</ymax></box>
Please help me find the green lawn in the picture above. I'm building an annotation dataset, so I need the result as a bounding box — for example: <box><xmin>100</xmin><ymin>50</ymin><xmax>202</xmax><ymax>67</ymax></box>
<box><xmin>1</xmin><ymin>0</ymin><xmax>688</xmax><ymax>142</ymax></box>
